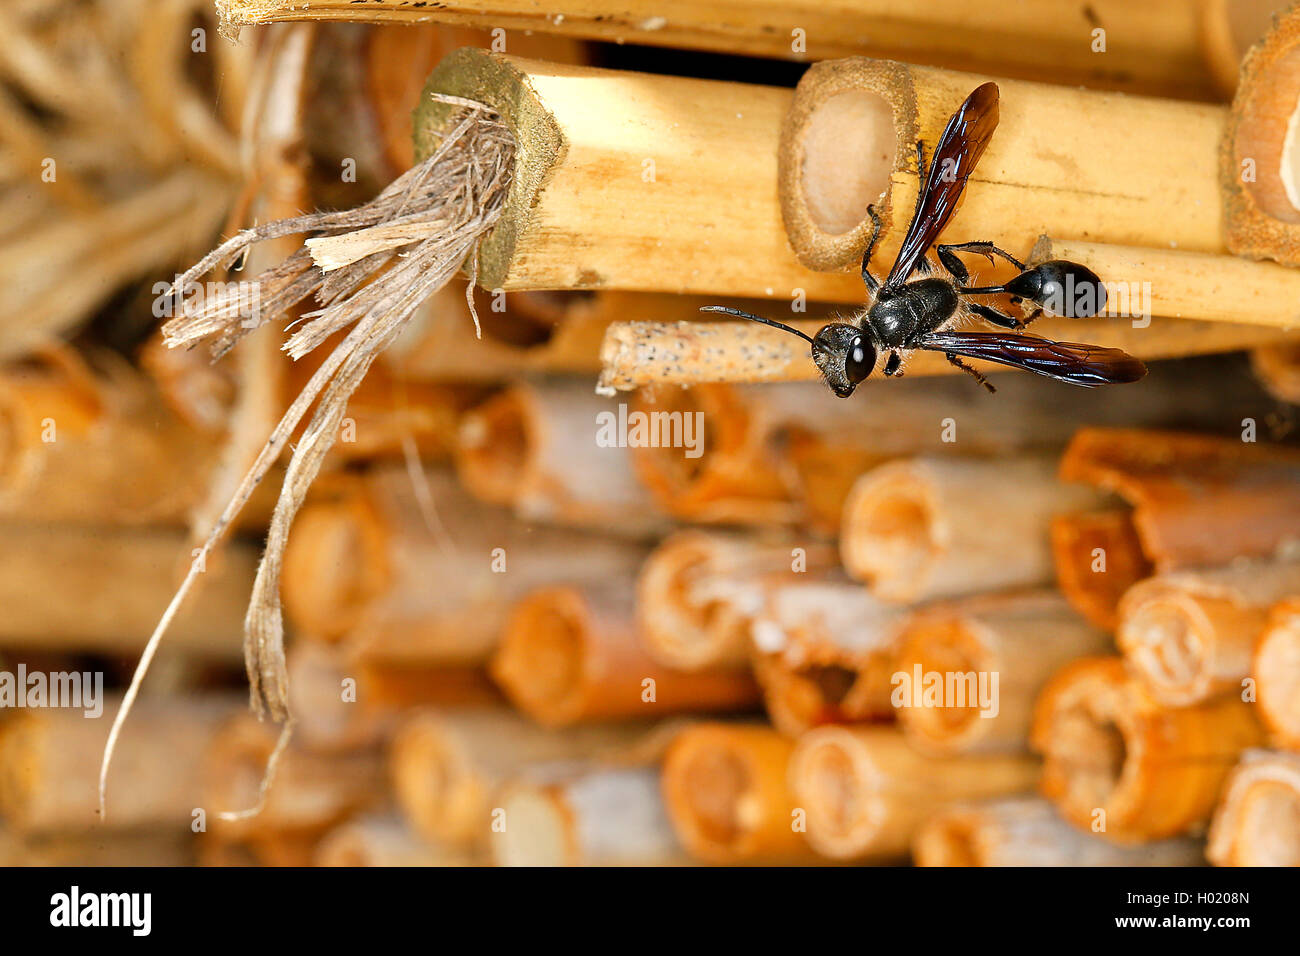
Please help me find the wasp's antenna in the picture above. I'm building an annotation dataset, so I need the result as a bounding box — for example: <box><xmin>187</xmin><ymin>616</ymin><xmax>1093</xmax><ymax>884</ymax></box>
<box><xmin>699</xmin><ymin>305</ymin><xmax>816</xmax><ymax>345</ymax></box>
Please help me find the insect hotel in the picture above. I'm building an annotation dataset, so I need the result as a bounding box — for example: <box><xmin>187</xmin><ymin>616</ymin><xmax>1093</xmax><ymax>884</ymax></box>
<box><xmin>1</xmin><ymin>0</ymin><xmax>1299</xmax><ymax>876</ymax></box>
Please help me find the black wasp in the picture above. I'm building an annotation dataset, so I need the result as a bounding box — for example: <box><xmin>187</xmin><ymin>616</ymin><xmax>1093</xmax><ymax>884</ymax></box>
<box><xmin>704</xmin><ymin>81</ymin><xmax>1147</xmax><ymax>397</ymax></box>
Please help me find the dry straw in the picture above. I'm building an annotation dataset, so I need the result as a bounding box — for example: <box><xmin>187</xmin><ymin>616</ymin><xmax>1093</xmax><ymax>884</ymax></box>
<box><xmin>99</xmin><ymin>96</ymin><xmax>514</xmax><ymax>820</ymax></box>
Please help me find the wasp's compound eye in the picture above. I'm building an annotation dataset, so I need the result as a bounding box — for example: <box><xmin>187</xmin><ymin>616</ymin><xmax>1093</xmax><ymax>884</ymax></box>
<box><xmin>844</xmin><ymin>337</ymin><xmax>876</xmax><ymax>386</ymax></box>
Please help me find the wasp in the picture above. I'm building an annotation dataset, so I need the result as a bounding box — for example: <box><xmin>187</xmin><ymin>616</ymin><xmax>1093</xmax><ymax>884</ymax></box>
<box><xmin>704</xmin><ymin>82</ymin><xmax>1146</xmax><ymax>396</ymax></box>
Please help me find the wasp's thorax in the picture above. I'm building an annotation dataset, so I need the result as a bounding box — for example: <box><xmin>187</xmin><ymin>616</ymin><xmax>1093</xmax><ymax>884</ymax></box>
<box><xmin>812</xmin><ymin>322</ymin><xmax>878</xmax><ymax>398</ymax></box>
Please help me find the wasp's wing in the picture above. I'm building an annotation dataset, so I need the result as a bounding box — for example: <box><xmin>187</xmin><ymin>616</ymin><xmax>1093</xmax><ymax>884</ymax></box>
<box><xmin>920</xmin><ymin>330</ymin><xmax>1147</xmax><ymax>387</ymax></box>
<box><xmin>883</xmin><ymin>82</ymin><xmax>1000</xmax><ymax>291</ymax></box>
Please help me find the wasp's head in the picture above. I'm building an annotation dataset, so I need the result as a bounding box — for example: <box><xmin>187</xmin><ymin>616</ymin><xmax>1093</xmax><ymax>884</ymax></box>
<box><xmin>812</xmin><ymin>323</ymin><xmax>877</xmax><ymax>398</ymax></box>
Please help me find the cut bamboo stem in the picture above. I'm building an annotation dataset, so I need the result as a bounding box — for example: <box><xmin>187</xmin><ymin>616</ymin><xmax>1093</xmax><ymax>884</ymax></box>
<box><xmin>1053</xmin><ymin>427</ymin><xmax>1300</xmax><ymax>629</ymax></box>
<box><xmin>1256</xmin><ymin>599</ymin><xmax>1300</xmax><ymax>750</ymax></box>
<box><xmin>748</xmin><ymin>572</ymin><xmax>906</xmax><ymax>736</ymax></box>
<box><xmin>598</xmin><ymin>313</ymin><xmax>1296</xmax><ymax>391</ymax></box>
<box><xmin>661</xmin><ymin>723</ymin><xmax>818</xmax><ymax>864</ymax></box>
<box><xmin>0</xmin><ymin>522</ymin><xmax>255</xmax><ymax>660</ymax></box>
<box><xmin>491</xmin><ymin>585</ymin><xmax>759</xmax><ymax>726</ymax></box>
<box><xmin>1051</xmin><ymin>509</ymin><xmax>1153</xmax><ymax>633</ymax></box>
<box><xmin>1031</xmin><ymin>657</ymin><xmax>1265</xmax><ymax>841</ymax></box>
<box><xmin>453</xmin><ymin>377</ymin><xmax>670</xmax><ymax>535</ymax></box>
<box><xmin>205</xmin><ymin>714</ymin><xmax>384</xmax><ymax>845</ymax></box>
<box><xmin>893</xmin><ymin>592</ymin><xmax>1112</xmax><ymax>756</ymax></box>
<box><xmin>388</xmin><ymin>708</ymin><xmax>658</xmax><ymax>849</ymax></box>
<box><xmin>413</xmin><ymin>50</ymin><xmax>862</xmax><ymax>300</ymax></box>
<box><xmin>287</xmin><ymin>352</ymin><xmax>489</xmax><ymax>464</ymax></box>
<box><xmin>288</xmin><ymin>639</ymin><xmax>499</xmax><ymax>752</ymax></box>
<box><xmin>1028</xmin><ymin>236</ymin><xmax>1300</xmax><ymax>329</ymax></box>
<box><xmin>0</xmin><ymin>354</ymin><xmax>218</xmax><ymax>525</ymax></box>
<box><xmin>781</xmin><ymin>59</ymin><xmax>1226</xmax><ymax>274</ymax></box>
<box><xmin>0</xmin><ymin>696</ymin><xmax>238</xmax><ymax>834</ymax></box>
<box><xmin>841</xmin><ymin>457</ymin><xmax>1104</xmax><ymax>604</ymax></box>
<box><xmin>1117</xmin><ymin>559</ymin><xmax>1300</xmax><ymax>707</ymax></box>
<box><xmin>1206</xmin><ymin>749</ymin><xmax>1300</xmax><ymax>866</ymax></box>
<box><xmin>914</xmin><ymin>796</ymin><xmax>1205</xmax><ymax>867</ymax></box>
<box><xmin>492</xmin><ymin>765</ymin><xmax>688</xmax><ymax>866</ymax></box>
<box><xmin>1222</xmin><ymin>5</ymin><xmax>1300</xmax><ymax>266</ymax></box>
<box><xmin>219</xmin><ymin>0</ymin><xmax>1276</xmax><ymax>100</ymax></box>
<box><xmin>636</xmin><ymin>531</ymin><xmax>838</xmax><ymax>671</ymax></box>
<box><xmin>315</xmin><ymin>815</ymin><xmax>476</xmax><ymax>866</ymax></box>
<box><xmin>789</xmin><ymin>726</ymin><xmax>1038</xmax><ymax>861</ymax></box>
<box><xmin>1250</xmin><ymin>340</ymin><xmax>1300</xmax><ymax>404</ymax></box>
<box><xmin>281</xmin><ymin>468</ymin><xmax>648</xmax><ymax>654</ymax></box>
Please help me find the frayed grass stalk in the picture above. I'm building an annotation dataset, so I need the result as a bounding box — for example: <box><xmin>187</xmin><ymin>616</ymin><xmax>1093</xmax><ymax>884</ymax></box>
<box><xmin>99</xmin><ymin>98</ymin><xmax>513</xmax><ymax>820</ymax></box>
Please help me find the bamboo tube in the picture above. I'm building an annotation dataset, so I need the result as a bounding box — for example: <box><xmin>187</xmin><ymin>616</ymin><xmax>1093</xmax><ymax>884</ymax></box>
<box><xmin>789</xmin><ymin>726</ymin><xmax>1038</xmax><ymax>861</ymax></box>
<box><xmin>1051</xmin><ymin>509</ymin><xmax>1153</xmax><ymax>633</ymax></box>
<box><xmin>281</xmin><ymin>467</ymin><xmax>648</xmax><ymax>652</ymax></box>
<box><xmin>388</xmin><ymin>708</ymin><xmax>658</xmax><ymax>848</ymax></box>
<box><xmin>780</xmin><ymin>59</ymin><xmax>1226</xmax><ymax>275</ymax></box>
<box><xmin>1207</xmin><ymin>749</ymin><xmax>1300</xmax><ymax>866</ymax></box>
<box><xmin>288</xmin><ymin>640</ymin><xmax>499</xmax><ymax>752</ymax></box>
<box><xmin>893</xmin><ymin>593</ymin><xmax>1112</xmax><ymax>756</ymax></box>
<box><xmin>661</xmin><ymin>723</ymin><xmax>818</xmax><ymax>864</ymax></box>
<box><xmin>0</xmin><ymin>354</ymin><xmax>217</xmax><ymax>524</ymax></box>
<box><xmin>453</xmin><ymin>377</ymin><xmax>671</xmax><ymax>535</ymax></box>
<box><xmin>492</xmin><ymin>766</ymin><xmax>688</xmax><ymax>866</ymax></box>
<box><xmin>205</xmin><ymin>715</ymin><xmax>384</xmax><ymax>844</ymax></box>
<box><xmin>598</xmin><ymin>313</ymin><xmax>1295</xmax><ymax>391</ymax></box>
<box><xmin>220</xmin><ymin>0</ymin><xmax>1280</xmax><ymax>101</ymax></box>
<box><xmin>287</xmin><ymin>350</ymin><xmax>490</xmax><ymax>464</ymax></box>
<box><xmin>1031</xmin><ymin>657</ymin><xmax>1265</xmax><ymax>841</ymax></box>
<box><xmin>1053</xmin><ymin>427</ymin><xmax>1300</xmax><ymax>628</ymax></box>
<box><xmin>0</xmin><ymin>522</ymin><xmax>255</xmax><ymax>660</ymax></box>
<box><xmin>492</xmin><ymin>585</ymin><xmax>759</xmax><ymax>727</ymax></box>
<box><xmin>315</xmin><ymin>815</ymin><xmax>476</xmax><ymax>866</ymax></box>
<box><xmin>748</xmin><ymin>573</ymin><xmax>906</xmax><ymax>736</ymax></box>
<box><xmin>1256</xmin><ymin>599</ymin><xmax>1300</xmax><ymax>750</ymax></box>
<box><xmin>841</xmin><ymin>457</ymin><xmax>1104</xmax><ymax>604</ymax></box>
<box><xmin>1028</xmin><ymin>236</ymin><xmax>1300</xmax><ymax>330</ymax></box>
<box><xmin>914</xmin><ymin>796</ymin><xmax>1205</xmax><ymax>867</ymax></box>
<box><xmin>637</xmin><ymin>531</ymin><xmax>838</xmax><ymax>671</ymax></box>
<box><xmin>414</xmin><ymin>50</ymin><xmax>861</xmax><ymax>301</ymax></box>
<box><xmin>1117</xmin><ymin>559</ymin><xmax>1300</xmax><ymax>707</ymax></box>
<box><xmin>0</xmin><ymin>696</ymin><xmax>237</xmax><ymax>834</ymax></box>
<box><xmin>1250</xmin><ymin>340</ymin><xmax>1300</xmax><ymax>404</ymax></box>
<box><xmin>1222</xmin><ymin>5</ymin><xmax>1300</xmax><ymax>266</ymax></box>
<box><xmin>629</xmin><ymin>359</ymin><xmax>1276</xmax><ymax>530</ymax></box>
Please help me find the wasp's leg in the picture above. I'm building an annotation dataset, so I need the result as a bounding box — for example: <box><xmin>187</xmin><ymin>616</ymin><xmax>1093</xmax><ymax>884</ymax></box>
<box><xmin>968</xmin><ymin>302</ymin><xmax>1024</xmax><ymax>330</ymax></box>
<box><xmin>884</xmin><ymin>351</ymin><xmax>904</xmax><ymax>377</ymax></box>
<box><xmin>937</xmin><ymin>241</ymin><xmax>1026</xmax><ymax>279</ymax></box>
<box><xmin>945</xmin><ymin>352</ymin><xmax>996</xmax><ymax>393</ymax></box>
<box><xmin>861</xmin><ymin>204</ymin><xmax>884</xmax><ymax>294</ymax></box>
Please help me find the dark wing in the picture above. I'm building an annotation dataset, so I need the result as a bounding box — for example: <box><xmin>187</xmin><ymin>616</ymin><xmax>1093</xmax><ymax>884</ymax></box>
<box><xmin>920</xmin><ymin>330</ymin><xmax>1147</xmax><ymax>387</ymax></box>
<box><xmin>883</xmin><ymin>82</ymin><xmax>1000</xmax><ymax>291</ymax></box>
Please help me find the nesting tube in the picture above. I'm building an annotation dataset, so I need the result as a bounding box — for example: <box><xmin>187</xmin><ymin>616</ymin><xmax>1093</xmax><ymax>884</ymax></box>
<box><xmin>1031</xmin><ymin>657</ymin><xmax>1264</xmax><ymax>841</ymax></box>
<box><xmin>914</xmin><ymin>797</ymin><xmax>1205</xmax><ymax>867</ymax></box>
<box><xmin>1207</xmin><ymin>749</ymin><xmax>1300</xmax><ymax>866</ymax></box>
<box><xmin>893</xmin><ymin>592</ymin><xmax>1111</xmax><ymax>755</ymax></box>
<box><xmin>780</xmin><ymin>58</ymin><xmax>1225</xmax><ymax>274</ymax></box>
<box><xmin>414</xmin><ymin>50</ymin><xmax>861</xmax><ymax>301</ymax></box>
<box><xmin>661</xmin><ymin>723</ymin><xmax>819</xmax><ymax>864</ymax></box>
<box><xmin>841</xmin><ymin>457</ymin><xmax>1103</xmax><ymax>605</ymax></box>
<box><xmin>1117</xmin><ymin>559</ymin><xmax>1300</xmax><ymax>707</ymax></box>
<box><xmin>491</xmin><ymin>585</ymin><xmax>760</xmax><ymax>726</ymax></box>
